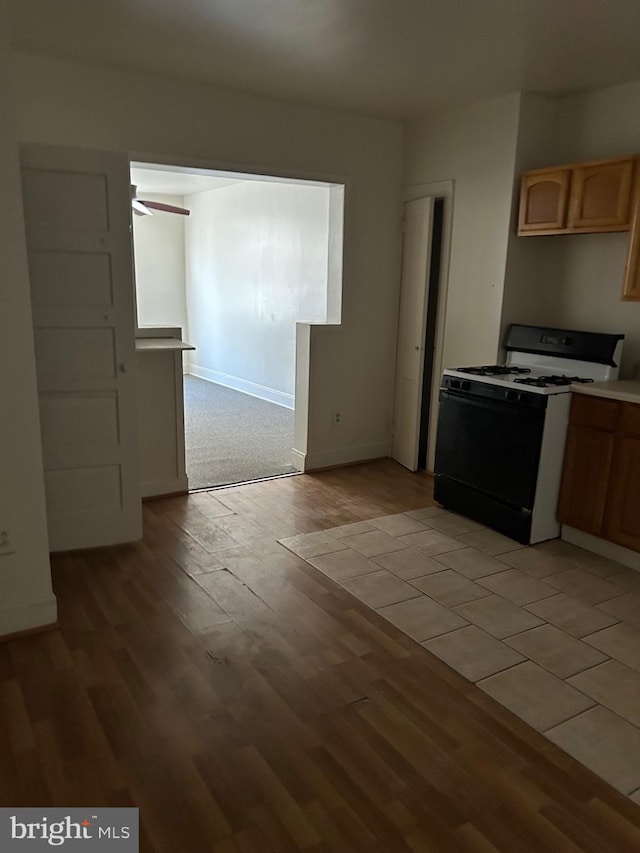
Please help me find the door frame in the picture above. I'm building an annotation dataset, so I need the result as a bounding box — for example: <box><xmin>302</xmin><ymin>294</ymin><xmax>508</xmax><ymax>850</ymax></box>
<box><xmin>128</xmin><ymin>150</ymin><xmax>349</xmax><ymax>475</ymax></box>
<box><xmin>402</xmin><ymin>180</ymin><xmax>454</xmax><ymax>472</ymax></box>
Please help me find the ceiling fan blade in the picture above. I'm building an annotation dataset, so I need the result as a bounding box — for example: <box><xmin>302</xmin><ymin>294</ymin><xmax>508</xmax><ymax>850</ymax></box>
<box><xmin>132</xmin><ymin>199</ymin><xmax>153</xmax><ymax>216</ymax></box>
<box><xmin>141</xmin><ymin>200</ymin><xmax>191</xmax><ymax>216</ymax></box>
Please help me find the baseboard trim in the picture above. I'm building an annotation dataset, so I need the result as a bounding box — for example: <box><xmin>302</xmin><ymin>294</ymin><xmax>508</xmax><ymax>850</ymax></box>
<box><xmin>142</xmin><ymin>489</ymin><xmax>189</xmax><ymax>502</ymax></box>
<box><xmin>562</xmin><ymin>525</ymin><xmax>640</xmax><ymax>571</ymax></box>
<box><xmin>189</xmin><ymin>365</ymin><xmax>294</xmax><ymax>410</ymax></box>
<box><xmin>306</xmin><ymin>455</ymin><xmax>390</xmax><ymax>473</ymax></box>
<box><xmin>304</xmin><ymin>442</ymin><xmax>390</xmax><ymax>472</ymax></box>
<box><xmin>0</xmin><ymin>596</ymin><xmax>58</xmax><ymax>639</ymax></box>
<box><xmin>291</xmin><ymin>448</ymin><xmax>306</xmax><ymax>472</ymax></box>
<box><xmin>0</xmin><ymin>620</ymin><xmax>60</xmax><ymax>644</ymax></box>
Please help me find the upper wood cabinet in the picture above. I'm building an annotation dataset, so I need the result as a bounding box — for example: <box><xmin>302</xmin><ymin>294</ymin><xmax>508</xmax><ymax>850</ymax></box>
<box><xmin>623</xmin><ymin>168</ymin><xmax>640</xmax><ymax>300</ymax></box>
<box><xmin>568</xmin><ymin>158</ymin><xmax>634</xmax><ymax>230</ymax></box>
<box><xmin>518</xmin><ymin>169</ymin><xmax>570</xmax><ymax>233</ymax></box>
<box><xmin>518</xmin><ymin>156</ymin><xmax>635</xmax><ymax>236</ymax></box>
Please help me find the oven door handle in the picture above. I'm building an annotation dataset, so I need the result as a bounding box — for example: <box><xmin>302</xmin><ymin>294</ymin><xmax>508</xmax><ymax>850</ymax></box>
<box><xmin>439</xmin><ymin>388</ymin><xmax>545</xmax><ymax>412</ymax></box>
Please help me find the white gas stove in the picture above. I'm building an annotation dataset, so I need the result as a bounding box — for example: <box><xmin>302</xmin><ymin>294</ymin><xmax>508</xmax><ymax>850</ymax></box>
<box><xmin>434</xmin><ymin>325</ymin><xmax>624</xmax><ymax>544</ymax></box>
<box><xmin>444</xmin><ymin>343</ymin><xmax>623</xmax><ymax>394</ymax></box>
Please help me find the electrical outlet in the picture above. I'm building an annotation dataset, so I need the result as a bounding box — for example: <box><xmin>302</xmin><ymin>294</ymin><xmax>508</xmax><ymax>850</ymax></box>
<box><xmin>332</xmin><ymin>411</ymin><xmax>342</xmax><ymax>427</ymax></box>
<box><xmin>0</xmin><ymin>530</ymin><xmax>14</xmax><ymax>557</ymax></box>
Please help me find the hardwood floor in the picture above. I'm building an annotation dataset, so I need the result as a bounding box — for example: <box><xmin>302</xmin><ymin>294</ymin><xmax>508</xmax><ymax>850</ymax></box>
<box><xmin>2</xmin><ymin>459</ymin><xmax>640</xmax><ymax>851</ymax></box>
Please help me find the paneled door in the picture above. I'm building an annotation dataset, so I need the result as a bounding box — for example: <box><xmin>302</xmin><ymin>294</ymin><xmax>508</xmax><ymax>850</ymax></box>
<box><xmin>391</xmin><ymin>196</ymin><xmax>434</xmax><ymax>471</ymax></box>
<box><xmin>21</xmin><ymin>144</ymin><xmax>142</xmax><ymax>551</ymax></box>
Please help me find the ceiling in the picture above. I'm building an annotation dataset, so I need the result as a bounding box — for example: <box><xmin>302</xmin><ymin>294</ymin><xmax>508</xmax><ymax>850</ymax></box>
<box><xmin>9</xmin><ymin>0</ymin><xmax>640</xmax><ymax>119</ymax></box>
<box><xmin>130</xmin><ymin>167</ymin><xmax>240</xmax><ymax>196</ymax></box>
<box><xmin>130</xmin><ymin>163</ymin><xmax>332</xmax><ymax>195</ymax></box>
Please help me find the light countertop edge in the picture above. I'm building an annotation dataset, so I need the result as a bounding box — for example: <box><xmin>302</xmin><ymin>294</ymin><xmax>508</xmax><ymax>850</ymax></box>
<box><xmin>135</xmin><ymin>338</ymin><xmax>195</xmax><ymax>352</ymax></box>
<box><xmin>571</xmin><ymin>379</ymin><xmax>640</xmax><ymax>404</ymax></box>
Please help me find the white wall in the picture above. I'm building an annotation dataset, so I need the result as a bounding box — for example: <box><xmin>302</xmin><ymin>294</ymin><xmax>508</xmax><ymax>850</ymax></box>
<box><xmin>132</xmin><ymin>192</ymin><xmax>188</xmax><ymax>333</ymax></box>
<box><xmin>544</xmin><ymin>83</ymin><xmax>640</xmax><ymax>378</ymax></box>
<box><xmin>186</xmin><ymin>180</ymin><xmax>330</xmax><ymax>407</ymax></box>
<box><xmin>428</xmin><ymin>85</ymin><xmax>640</xmax><ymax>379</ymax></box>
<box><xmin>10</xmin><ymin>50</ymin><xmax>404</xmax><ymax>470</ymax></box>
<box><xmin>404</xmin><ymin>93</ymin><xmax>521</xmax><ymax>368</ymax></box>
<box><xmin>500</xmin><ymin>95</ymin><xmax>573</xmax><ymax>339</ymax></box>
<box><xmin>501</xmin><ymin>85</ymin><xmax>640</xmax><ymax>378</ymax></box>
<box><xmin>0</xmin><ymin>17</ymin><xmax>57</xmax><ymax>635</ymax></box>
<box><xmin>560</xmin><ymin>81</ymin><xmax>640</xmax><ymax>162</ymax></box>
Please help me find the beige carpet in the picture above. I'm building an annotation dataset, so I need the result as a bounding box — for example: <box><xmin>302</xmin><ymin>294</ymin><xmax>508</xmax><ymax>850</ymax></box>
<box><xmin>280</xmin><ymin>506</ymin><xmax>640</xmax><ymax>801</ymax></box>
<box><xmin>184</xmin><ymin>375</ymin><xmax>297</xmax><ymax>489</ymax></box>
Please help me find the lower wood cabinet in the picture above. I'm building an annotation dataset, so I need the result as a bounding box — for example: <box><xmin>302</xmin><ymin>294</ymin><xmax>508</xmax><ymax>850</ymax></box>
<box><xmin>558</xmin><ymin>392</ymin><xmax>640</xmax><ymax>551</ymax></box>
<box><xmin>605</xmin><ymin>436</ymin><xmax>640</xmax><ymax>550</ymax></box>
<box><xmin>557</xmin><ymin>425</ymin><xmax>614</xmax><ymax>534</ymax></box>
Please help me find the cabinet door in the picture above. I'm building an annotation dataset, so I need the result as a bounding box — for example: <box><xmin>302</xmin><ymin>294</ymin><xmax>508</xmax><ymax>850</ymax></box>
<box><xmin>623</xmin><ymin>168</ymin><xmax>640</xmax><ymax>300</ymax></box>
<box><xmin>604</xmin><ymin>436</ymin><xmax>640</xmax><ymax>550</ymax></box>
<box><xmin>518</xmin><ymin>169</ymin><xmax>570</xmax><ymax>234</ymax></box>
<box><xmin>570</xmin><ymin>393</ymin><xmax>619</xmax><ymax>432</ymax></box>
<box><xmin>557</xmin><ymin>425</ymin><xmax>614</xmax><ymax>534</ymax></box>
<box><xmin>568</xmin><ymin>158</ymin><xmax>634</xmax><ymax>231</ymax></box>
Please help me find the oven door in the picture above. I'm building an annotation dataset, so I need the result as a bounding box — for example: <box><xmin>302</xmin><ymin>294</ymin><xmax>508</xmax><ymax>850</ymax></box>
<box><xmin>434</xmin><ymin>388</ymin><xmax>546</xmax><ymax>509</ymax></box>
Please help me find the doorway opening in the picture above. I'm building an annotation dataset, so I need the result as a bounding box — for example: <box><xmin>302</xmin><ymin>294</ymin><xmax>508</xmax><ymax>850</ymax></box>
<box><xmin>391</xmin><ymin>186</ymin><xmax>452</xmax><ymax>474</ymax></box>
<box><xmin>417</xmin><ymin>197</ymin><xmax>444</xmax><ymax>470</ymax></box>
<box><xmin>130</xmin><ymin>161</ymin><xmax>344</xmax><ymax>490</ymax></box>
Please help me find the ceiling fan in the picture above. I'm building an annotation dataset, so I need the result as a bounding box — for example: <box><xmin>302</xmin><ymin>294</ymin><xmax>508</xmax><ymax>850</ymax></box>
<box><xmin>131</xmin><ymin>185</ymin><xmax>191</xmax><ymax>217</ymax></box>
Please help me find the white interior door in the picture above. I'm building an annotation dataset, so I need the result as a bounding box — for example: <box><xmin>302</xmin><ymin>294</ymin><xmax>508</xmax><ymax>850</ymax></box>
<box><xmin>391</xmin><ymin>197</ymin><xmax>434</xmax><ymax>471</ymax></box>
<box><xmin>21</xmin><ymin>144</ymin><xmax>142</xmax><ymax>551</ymax></box>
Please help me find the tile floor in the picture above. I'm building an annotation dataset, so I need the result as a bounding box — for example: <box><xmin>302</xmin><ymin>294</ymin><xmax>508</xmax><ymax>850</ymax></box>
<box><xmin>280</xmin><ymin>509</ymin><xmax>640</xmax><ymax>799</ymax></box>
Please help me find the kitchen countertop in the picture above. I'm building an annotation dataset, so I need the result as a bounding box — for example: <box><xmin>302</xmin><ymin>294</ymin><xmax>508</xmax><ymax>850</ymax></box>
<box><xmin>135</xmin><ymin>326</ymin><xmax>195</xmax><ymax>352</ymax></box>
<box><xmin>135</xmin><ymin>338</ymin><xmax>195</xmax><ymax>351</ymax></box>
<box><xmin>571</xmin><ymin>378</ymin><xmax>640</xmax><ymax>404</ymax></box>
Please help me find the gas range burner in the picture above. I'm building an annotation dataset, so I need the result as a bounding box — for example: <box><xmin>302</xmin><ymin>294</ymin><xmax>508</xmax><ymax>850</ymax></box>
<box><xmin>456</xmin><ymin>365</ymin><xmax>532</xmax><ymax>376</ymax></box>
<box><xmin>514</xmin><ymin>375</ymin><xmax>596</xmax><ymax>388</ymax></box>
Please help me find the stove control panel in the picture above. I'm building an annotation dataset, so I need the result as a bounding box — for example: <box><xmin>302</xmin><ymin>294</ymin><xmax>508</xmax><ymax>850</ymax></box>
<box><xmin>440</xmin><ymin>375</ymin><xmax>548</xmax><ymax>410</ymax></box>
